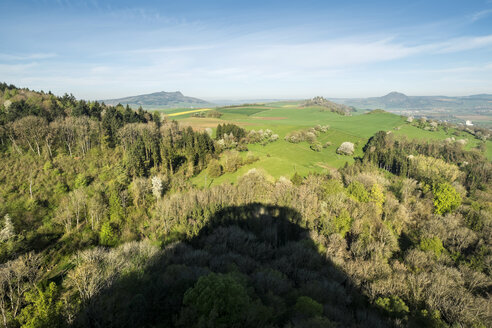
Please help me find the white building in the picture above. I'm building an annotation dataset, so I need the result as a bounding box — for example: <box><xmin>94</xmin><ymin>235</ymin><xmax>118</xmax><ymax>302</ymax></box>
<box><xmin>465</xmin><ymin>120</ymin><xmax>473</xmax><ymax>126</ymax></box>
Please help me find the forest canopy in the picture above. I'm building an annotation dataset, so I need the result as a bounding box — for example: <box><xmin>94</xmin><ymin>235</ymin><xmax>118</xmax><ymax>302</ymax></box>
<box><xmin>0</xmin><ymin>83</ymin><xmax>491</xmax><ymax>327</ymax></box>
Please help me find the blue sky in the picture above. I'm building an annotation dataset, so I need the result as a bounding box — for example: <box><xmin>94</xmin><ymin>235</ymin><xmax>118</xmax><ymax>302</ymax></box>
<box><xmin>1</xmin><ymin>0</ymin><xmax>491</xmax><ymax>100</ymax></box>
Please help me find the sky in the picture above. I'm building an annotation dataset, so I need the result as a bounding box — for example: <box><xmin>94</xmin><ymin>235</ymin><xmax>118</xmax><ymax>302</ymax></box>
<box><xmin>0</xmin><ymin>0</ymin><xmax>492</xmax><ymax>100</ymax></box>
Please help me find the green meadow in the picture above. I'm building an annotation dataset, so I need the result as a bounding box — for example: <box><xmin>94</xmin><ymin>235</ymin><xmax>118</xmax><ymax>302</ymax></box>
<box><xmin>166</xmin><ymin>103</ymin><xmax>492</xmax><ymax>187</ymax></box>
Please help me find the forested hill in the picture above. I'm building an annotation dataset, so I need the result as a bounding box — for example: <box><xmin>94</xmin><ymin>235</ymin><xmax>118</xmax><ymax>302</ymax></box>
<box><xmin>0</xmin><ymin>82</ymin><xmax>491</xmax><ymax>328</ymax></box>
<box><xmin>101</xmin><ymin>90</ymin><xmax>213</xmax><ymax>109</ymax></box>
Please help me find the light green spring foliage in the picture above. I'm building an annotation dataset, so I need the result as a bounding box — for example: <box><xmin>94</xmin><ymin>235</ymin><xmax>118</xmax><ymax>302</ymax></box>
<box><xmin>332</xmin><ymin>210</ymin><xmax>353</xmax><ymax>238</ymax></box>
<box><xmin>433</xmin><ymin>183</ymin><xmax>462</xmax><ymax>215</ymax></box>
<box><xmin>99</xmin><ymin>222</ymin><xmax>118</xmax><ymax>246</ymax></box>
<box><xmin>74</xmin><ymin>174</ymin><xmax>90</xmax><ymax>189</ymax></box>
<box><xmin>18</xmin><ymin>282</ymin><xmax>64</xmax><ymax>328</ymax></box>
<box><xmin>375</xmin><ymin>295</ymin><xmax>409</xmax><ymax>318</ymax></box>
<box><xmin>369</xmin><ymin>183</ymin><xmax>385</xmax><ymax>209</ymax></box>
<box><xmin>347</xmin><ymin>181</ymin><xmax>370</xmax><ymax>202</ymax></box>
<box><xmin>419</xmin><ymin>236</ymin><xmax>445</xmax><ymax>259</ymax></box>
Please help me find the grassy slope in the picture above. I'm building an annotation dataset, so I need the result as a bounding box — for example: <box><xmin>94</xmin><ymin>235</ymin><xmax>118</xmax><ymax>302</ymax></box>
<box><xmin>174</xmin><ymin>103</ymin><xmax>491</xmax><ymax>187</ymax></box>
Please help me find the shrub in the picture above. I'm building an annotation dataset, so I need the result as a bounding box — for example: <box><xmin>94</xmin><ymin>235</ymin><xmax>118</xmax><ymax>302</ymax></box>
<box><xmin>291</xmin><ymin>172</ymin><xmax>303</xmax><ymax>186</ymax></box>
<box><xmin>206</xmin><ymin>110</ymin><xmax>222</xmax><ymax>118</ymax></box>
<box><xmin>310</xmin><ymin>143</ymin><xmax>322</xmax><ymax>152</ymax></box>
<box><xmin>208</xmin><ymin>159</ymin><xmax>223</xmax><ymax>178</ymax></box>
<box><xmin>223</xmin><ymin>152</ymin><xmax>243</xmax><ymax>173</ymax></box>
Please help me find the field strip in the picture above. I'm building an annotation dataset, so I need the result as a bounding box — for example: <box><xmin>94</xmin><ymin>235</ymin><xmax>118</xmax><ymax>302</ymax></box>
<box><xmin>166</xmin><ymin>108</ymin><xmax>213</xmax><ymax>117</ymax></box>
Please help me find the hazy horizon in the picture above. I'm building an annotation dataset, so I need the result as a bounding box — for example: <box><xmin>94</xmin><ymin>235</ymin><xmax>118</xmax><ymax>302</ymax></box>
<box><xmin>1</xmin><ymin>0</ymin><xmax>492</xmax><ymax>100</ymax></box>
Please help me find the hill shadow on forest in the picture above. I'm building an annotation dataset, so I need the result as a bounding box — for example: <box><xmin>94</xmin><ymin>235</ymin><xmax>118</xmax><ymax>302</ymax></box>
<box><xmin>71</xmin><ymin>203</ymin><xmax>391</xmax><ymax>328</ymax></box>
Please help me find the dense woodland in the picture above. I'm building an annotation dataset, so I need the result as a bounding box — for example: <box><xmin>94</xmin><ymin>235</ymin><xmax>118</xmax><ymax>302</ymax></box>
<box><xmin>0</xmin><ymin>83</ymin><xmax>491</xmax><ymax>327</ymax></box>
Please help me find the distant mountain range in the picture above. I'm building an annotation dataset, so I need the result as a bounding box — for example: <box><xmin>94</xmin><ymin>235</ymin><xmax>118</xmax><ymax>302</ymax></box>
<box><xmin>101</xmin><ymin>91</ymin><xmax>213</xmax><ymax>109</ymax></box>
<box><xmin>331</xmin><ymin>92</ymin><xmax>492</xmax><ymax>111</ymax></box>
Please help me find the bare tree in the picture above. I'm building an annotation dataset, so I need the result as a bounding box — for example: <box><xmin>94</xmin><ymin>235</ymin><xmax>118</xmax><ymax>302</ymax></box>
<box><xmin>87</xmin><ymin>194</ymin><xmax>107</xmax><ymax>230</ymax></box>
<box><xmin>12</xmin><ymin>116</ymin><xmax>48</xmax><ymax>156</ymax></box>
<box><xmin>71</xmin><ymin>189</ymin><xmax>87</xmax><ymax>228</ymax></box>
<box><xmin>0</xmin><ymin>253</ymin><xmax>40</xmax><ymax>327</ymax></box>
<box><xmin>52</xmin><ymin>117</ymin><xmax>77</xmax><ymax>157</ymax></box>
<box><xmin>65</xmin><ymin>248</ymin><xmax>108</xmax><ymax>304</ymax></box>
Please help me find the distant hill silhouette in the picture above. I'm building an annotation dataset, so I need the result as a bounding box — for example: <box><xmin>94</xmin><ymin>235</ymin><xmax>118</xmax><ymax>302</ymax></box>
<box><xmin>332</xmin><ymin>92</ymin><xmax>492</xmax><ymax>110</ymax></box>
<box><xmin>102</xmin><ymin>91</ymin><xmax>213</xmax><ymax>109</ymax></box>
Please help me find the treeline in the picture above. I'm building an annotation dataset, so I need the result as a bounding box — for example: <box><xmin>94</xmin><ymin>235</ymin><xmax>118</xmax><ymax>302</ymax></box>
<box><xmin>0</xmin><ymin>84</ymin><xmax>215</xmax><ymax>178</ymax></box>
<box><xmin>362</xmin><ymin>131</ymin><xmax>492</xmax><ymax>191</ymax></box>
<box><xmin>215</xmin><ymin>123</ymin><xmax>246</xmax><ymax>141</ymax></box>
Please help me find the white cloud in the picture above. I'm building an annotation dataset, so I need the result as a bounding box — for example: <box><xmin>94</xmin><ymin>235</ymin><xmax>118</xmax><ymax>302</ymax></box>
<box><xmin>470</xmin><ymin>9</ymin><xmax>492</xmax><ymax>22</ymax></box>
<box><xmin>3</xmin><ymin>33</ymin><xmax>492</xmax><ymax>99</ymax></box>
<box><xmin>432</xmin><ymin>35</ymin><xmax>492</xmax><ymax>53</ymax></box>
<box><xmin>0</xmin><ymin>53</ymin><xmax>57</xmax><ymax>61</ymax></box>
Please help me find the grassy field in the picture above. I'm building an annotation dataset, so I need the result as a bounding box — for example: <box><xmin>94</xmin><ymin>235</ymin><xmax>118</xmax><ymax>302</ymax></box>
<box><xmin>167</xmin><ymin>108</ymin><xmax>213</xmax><ymax>117</ymax></box>
<box><xmin>168</xmin><ymin>102</ymin><xmax>492</xmax><ymax>187</ymax></box>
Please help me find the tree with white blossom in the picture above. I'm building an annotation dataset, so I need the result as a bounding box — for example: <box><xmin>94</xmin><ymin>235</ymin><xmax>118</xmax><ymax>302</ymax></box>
<box><xmin>0</xmin><ymin>214</ymin><xmax>15</xmax><ymax>242</ymax></box>
<box><xmin>151</xmin><ymin>176</ymin><xmax>163</xmax><ymax>199</ymax></box>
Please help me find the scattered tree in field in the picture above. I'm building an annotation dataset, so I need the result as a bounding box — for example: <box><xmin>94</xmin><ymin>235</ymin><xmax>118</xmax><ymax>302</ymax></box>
<box><xmin>310</xmin><ymin>142</ymin><xmax>322</xmax><ymax>152</ymax></box>
<box><xmin>208</xmin><ymin>159</ymin><xmax>223</xmax><ymax>178</ymax></box>
<box><xmin>206</xmin><ymin>110</ymin><xmax>222</xmax><ymax>118</ymax></box>
<box><xmin>223</xmin><ymin>151</ymin><xmax>243</xmax><ymax>173</ymax></box>
<box><xmin>336</xmin><ymin>142</ymin><xmax>355</xmax><ymax>155</ymax></box>
<box><xmin>284</xmin><ymin>126</ymin><xmax>328</xmax><ymax>144</ymax></box>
